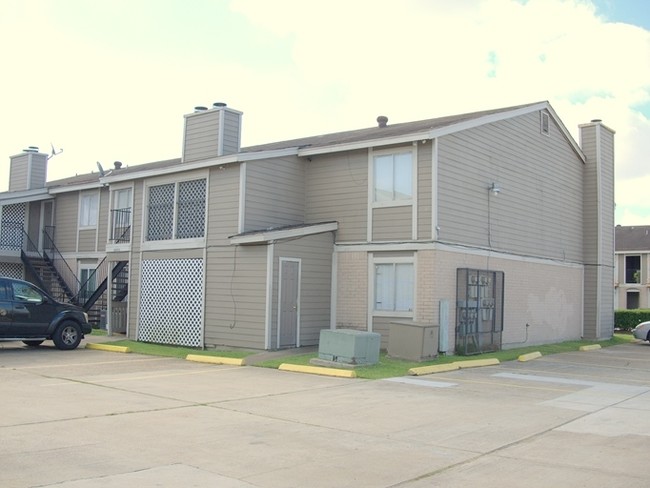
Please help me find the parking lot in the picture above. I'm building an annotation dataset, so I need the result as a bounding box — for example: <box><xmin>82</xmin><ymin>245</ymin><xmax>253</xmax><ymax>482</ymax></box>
<box><xmin>1</xmin><ymin>339</ymin><xmax>649</xmax><ymax>488</ymax></box>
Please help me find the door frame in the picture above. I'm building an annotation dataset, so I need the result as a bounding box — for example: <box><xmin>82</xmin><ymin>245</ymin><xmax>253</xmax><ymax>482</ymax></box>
<box><xmin>277</xmin><ymin>257</ymin><xmax>301</xmax><ymax>349</ymax></box>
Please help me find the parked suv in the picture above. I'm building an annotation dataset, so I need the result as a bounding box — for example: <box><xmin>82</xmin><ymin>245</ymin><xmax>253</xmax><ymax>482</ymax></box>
<box><xmin>0</xmin><ymin>277</ymin><xmax>91</xmax><ymax>350</ymax></box>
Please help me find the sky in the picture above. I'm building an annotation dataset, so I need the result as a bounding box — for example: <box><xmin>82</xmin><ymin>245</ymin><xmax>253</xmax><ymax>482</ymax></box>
<box><xmin>0</xmin><ymin>0</ymin><xmax>648</xmax><ymax>225</ymax></box>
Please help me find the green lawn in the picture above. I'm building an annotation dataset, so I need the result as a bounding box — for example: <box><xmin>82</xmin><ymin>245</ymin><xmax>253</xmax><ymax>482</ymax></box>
<box><xmin>93</xmin><ymin>333</ymin><xmax>635</xmax><ymax>379</ymax></box>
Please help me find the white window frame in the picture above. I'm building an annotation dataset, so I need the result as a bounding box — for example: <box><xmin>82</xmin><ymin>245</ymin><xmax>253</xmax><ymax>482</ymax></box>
<box><xmin>78</xmin><ymin>263</ymin><xmax>97</xmax><ymax>302</ymax></box>
<box><xmin>78</xmin><ymin>191</ymin><xmax>99</xmax><ymax>228</ymax></box>
<box><xmin>369</xmin><ymin>255</ymin><xmax>415</xmax><ymax>319</ymax></box>
<box><xmin>369</xmin><ymin>147</ymin><xmax>416</xmax><ymax>209</ymax></box>
<box><xmin>141</xmin><ymin>172</ymin><xmax>208</xmax><ymax>251</ymax></box>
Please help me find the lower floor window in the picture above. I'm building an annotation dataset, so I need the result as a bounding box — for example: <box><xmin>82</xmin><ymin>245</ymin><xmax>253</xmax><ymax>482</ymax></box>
<box><xmin>374</xmin><ymin>262</ymin><xmax>414</xmax><ymax>312</ymax></box>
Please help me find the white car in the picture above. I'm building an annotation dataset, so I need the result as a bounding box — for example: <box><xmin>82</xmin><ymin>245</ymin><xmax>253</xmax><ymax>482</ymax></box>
<box><xmin>632</xmin><ymin>321</ymin><xmax>650</xmax><ymax>342</ymax></box>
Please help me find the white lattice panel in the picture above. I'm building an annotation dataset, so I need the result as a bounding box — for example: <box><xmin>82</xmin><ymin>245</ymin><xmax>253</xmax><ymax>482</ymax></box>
<box><xmin>146</xmin><ymin>184</ymin><xmax>174</xmax><ymax>241</ymax></box>
<box><xmin>0</xmin><ymin>203</ymin><xmax>26</xmax><ymax>250</ymax></box>
<box><xmin>138</xmin><ymin>258</ymin><xmax>203</xmax><ymax>347</ymax></box>
<box><xmin>0</xmin><ymin>262</ymin><xmax>23</xmax><ymax>279</ymax></box>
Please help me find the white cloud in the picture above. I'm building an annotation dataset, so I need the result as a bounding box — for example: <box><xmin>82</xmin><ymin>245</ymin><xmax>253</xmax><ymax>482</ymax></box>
<box><xmin>1</xmin><ymin>0</ymin><xmax>649</xmax><ymax>226</ymax></box>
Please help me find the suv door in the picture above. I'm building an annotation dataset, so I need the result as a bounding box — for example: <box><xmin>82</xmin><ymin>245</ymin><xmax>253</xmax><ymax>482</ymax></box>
<box><xmin>10</xmin><ymin>281</ymin><xmax>58</xmax><ymax>337</ymax></box>
<box><xmin>0</xmin><ymin>280</ymin><xmax>12</xmax><ymax>337</ymax></box>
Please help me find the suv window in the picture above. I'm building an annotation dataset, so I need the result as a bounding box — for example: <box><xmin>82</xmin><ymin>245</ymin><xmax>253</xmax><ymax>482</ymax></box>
<box><xmin>12</xmin><ymin>282</ymin><xmax>44</xmax><ymax>303</ymax></box>
<box><xmin>0</xmin><ymin>281</ymin><xmax>8</xmax><ymax>300</ymax></box>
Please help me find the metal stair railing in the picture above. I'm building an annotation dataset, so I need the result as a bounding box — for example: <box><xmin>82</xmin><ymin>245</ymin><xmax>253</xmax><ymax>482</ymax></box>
<box><xmin>41</xmin><ymin>227</ymin><xmax>80</xmax><ymax>303</ymax></box>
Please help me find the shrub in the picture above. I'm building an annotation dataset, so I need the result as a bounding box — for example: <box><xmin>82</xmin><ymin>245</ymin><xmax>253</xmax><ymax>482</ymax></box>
<box><xmin>615</xmin><ymin>309</ymin><xmax>650</xmax><ymax>331</ymax></box>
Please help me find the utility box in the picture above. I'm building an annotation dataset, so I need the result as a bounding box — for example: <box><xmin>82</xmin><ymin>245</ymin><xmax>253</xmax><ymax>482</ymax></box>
<box><xmin>318</xmin><ymin>329</ymin><xmax>380</xmax><ymax>365</ymax></box>
<box><xmin>388</xmin><ymin>321</ymin><xmax>439</xmax><ymax>362</ymax></box>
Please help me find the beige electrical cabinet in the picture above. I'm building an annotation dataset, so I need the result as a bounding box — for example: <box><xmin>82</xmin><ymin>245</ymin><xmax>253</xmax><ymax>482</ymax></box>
<box><xmin>388</xmin><ymin>321</ymin><xmax>439</xmax><ymax>362</ymax></box>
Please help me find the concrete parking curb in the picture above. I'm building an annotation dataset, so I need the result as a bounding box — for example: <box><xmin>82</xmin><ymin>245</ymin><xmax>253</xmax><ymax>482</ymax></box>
<box><xmin>579</xmin><ymin>344</ymin><xmax>602</xmax><ymax>351</ymax></box>
<box><xmin>85</xmin><ymin>343</ymin><xmax>131</xmax><ymax>353</ymax></box>
<box><xmin>408</xmin><ymin>358</ymin><xmax>500</xmax><ymax>376</ymax></box>
<box><xmin>518</xmin><ymin>351</ymin><xmax>542</xmax><ymax>362</ymax></box>
<box><xmin>279</xmin><ymin>363</ymin><xmax>357</xmax><ymax>378</ymax></box>
<box><xmin>186</xmin><ymin>354</ymin><xmax>246</xmax><ymax>366</ymax></box>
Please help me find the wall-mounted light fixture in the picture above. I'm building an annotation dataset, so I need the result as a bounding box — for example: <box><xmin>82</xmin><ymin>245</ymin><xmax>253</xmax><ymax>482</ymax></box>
<box><xmin>488</xmin><ymin>182</ymin><xmax>501</xmax><ymax>196</ymax></box>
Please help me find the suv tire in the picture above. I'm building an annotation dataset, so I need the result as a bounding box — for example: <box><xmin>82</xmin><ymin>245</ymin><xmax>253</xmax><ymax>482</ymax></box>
<box><xmin>52</xmin><ymin>321</ymin><xmax>82</xmax><ymax>350</ymax></box>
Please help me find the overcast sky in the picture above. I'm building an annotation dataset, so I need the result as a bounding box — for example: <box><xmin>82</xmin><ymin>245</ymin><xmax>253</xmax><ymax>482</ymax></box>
<box><xmin>1</xmin><ymin>0</ymin><xmax>648</xmax><ymax>225</ymax></box>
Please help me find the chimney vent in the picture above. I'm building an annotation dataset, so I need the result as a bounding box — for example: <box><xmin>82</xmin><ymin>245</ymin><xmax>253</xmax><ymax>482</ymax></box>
<box><xmin>213</xmin><ymin>102</ymin><xmax>227</xmax><ymax>108</ymax></box>
<box><xmin>591</xmin><ymin>119</ymin><xmax>602</xmax><ymax>123</ymax></box>
<box><xmin>114</xmin><ymin>161</ymin><xmax>123</xmax><ymax>170</ymax></box>
<box><xmin>194</xmin><ymin>106</ymin><xmax>208</xmax><ymax>113</ymax></box>
<box><xmin>24</xmin><ymin>146</ymin><xmax>39</xmax><ymax>153</ymax></box>
<box><xmin>377</xmin><ymin>116</ymin><xmax>388</xmax><ymax>128</ymax></box>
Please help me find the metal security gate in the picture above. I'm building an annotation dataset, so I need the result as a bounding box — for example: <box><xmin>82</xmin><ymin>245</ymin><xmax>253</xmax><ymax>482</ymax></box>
<box><xmin>456</xmin><ymin>268</ymin><xmax>504</xmax><ymax>355</ymax></box>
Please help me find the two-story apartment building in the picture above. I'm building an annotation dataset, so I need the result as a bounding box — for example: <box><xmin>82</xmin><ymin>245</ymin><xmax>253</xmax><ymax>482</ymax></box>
<box><xmin>614</xmin><ymin>225</ymin><xmax>650</xmax><ymax>309</ymax></box>
<box><xmin>0</xmin><ymin>100</ymin><xmax>615</xmax><ymax>353</ymax></box>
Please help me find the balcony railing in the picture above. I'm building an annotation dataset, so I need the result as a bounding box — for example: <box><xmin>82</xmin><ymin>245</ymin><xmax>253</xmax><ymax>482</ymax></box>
<box><xmin>110</xmin><ymin>208</ymin><xmax>131</xmax><ymax>243</ymax></box>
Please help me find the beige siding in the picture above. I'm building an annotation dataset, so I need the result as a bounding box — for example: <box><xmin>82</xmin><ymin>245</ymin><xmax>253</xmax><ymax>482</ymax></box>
<box><xmin>53</xmin><ymin>192</ymin><xmax>78</xmax><ymax>252</ymax></box>
<box><xmin>9</xmin><ymin>154</ymin><xmax>28</xmax><ymax>192</ymax></box>
<box><xmin>96</xmin><ymin>186</ymin><xmax>110</xmax><ymax>251</ymax></box>
<box><xmin>29</xmin><ymin>154</ymin><xmax>47</xmax><ymax>189</ymax></box>
<box><xmin>417</xmin><ymin>141</ymin><xmax>432</xmax><ymax>239</ymax></box>
<box><xmin>305</xmin><ymin>150</ymin><xmax>368</xmax><ymax>242</ymax></box>
<box><xmin>372</xmin><ymin>206</ymin><xmax>412</xmax><ymax>241</ymax></box>
<box><xmin>244</xmin><ymin>157</ymin><xmax>305</xmax><ymax>231</ymax></box>
<box><xmin>273</xmin><ymin>233</ymin><xmax>334</xmax><ymax>347</ymax></box>
<box><xmin>77</xmin><ymin>229</ymin><xmax>96</xmax><ymax>252</ymax></box>
<box><xmin>26</xmin><ymin>202</ymin><xmax>41</xmax><ymax>247</ymax></box>
<box><xmin>437</xmin><ymin>111</ymin><xmax>584</xmax><ymax>261</ymax></box>
<box><xmin>207</xmin><ymin>165</ymin><xmax>240</xmax><ymax>246</ymax></box>
<box><xmin>204</xmin><ymin>245</ymin><xmax>267</xmax><ymax>350</ymax></box>
<box><xmin>183</xmin><ymin>110</ymin><xmax>220</xmax><ymax>163</ymax></box>
<box><xmin>222</xmin><ymin>110</ymin><xmax>241</xmax><ymax>155</ymax></box>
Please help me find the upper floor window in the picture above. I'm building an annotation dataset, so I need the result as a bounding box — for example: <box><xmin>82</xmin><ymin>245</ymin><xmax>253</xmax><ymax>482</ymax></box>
<box><xmin>146</xmin><ymin>178</ymin><xmax>206</xmax><ymax>241</ymax></box>
<box><xmin>373</xmin><ymin>151</ymin><xmax>413</xmax><ymax>204</ymax></box>
<box><xmin>110</xmin><ymin>188</ymin><xmax>132</xmax><ymax>243</ymax></box>
<box><xmin>625</xmin><ymin>255</ymin><xmax>641</xmax><ymax>284</ymax></box>
<box><xmin>79</xmin><ymin>193</ymin><xmax>99</xmax><ymax>228</ymax></box>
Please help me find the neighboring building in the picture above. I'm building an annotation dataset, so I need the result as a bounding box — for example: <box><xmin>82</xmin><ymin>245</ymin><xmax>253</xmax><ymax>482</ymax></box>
<box><xmin>614</xmin><ymin>225</ymin><xmax>650</xmax><ymax>309</ymax></box>
<box><xmin>0</xmin><ymin>101</ymin><xmax>615</xmax><ymax>353</ymax></box>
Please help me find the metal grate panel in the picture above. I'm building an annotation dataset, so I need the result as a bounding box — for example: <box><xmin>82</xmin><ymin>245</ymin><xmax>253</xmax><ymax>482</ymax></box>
<box><xmin>146</xmin><ymin>184</ymin><xmax>174</xmax><ymax>241</ymax></box>
<box><xmin>138</xmin><ymin>258</ymin><xmax>203</xmax><ymax>347</ymax></box>
<box><xmin>0</xmin><ymin>203</ymin><xmax>26</xmax><ymax>250</ymax></box>
<box><xmin>176</xmin><ymin>179</ymin><xmax>206</xmax><ymax>239</ymax></box>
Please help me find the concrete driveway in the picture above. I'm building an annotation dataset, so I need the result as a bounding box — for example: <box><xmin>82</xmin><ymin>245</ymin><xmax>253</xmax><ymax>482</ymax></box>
<box><xmin>1</xmin><ymin>339</ymin><xmax>649</xmax><ymax>487</ymax></box>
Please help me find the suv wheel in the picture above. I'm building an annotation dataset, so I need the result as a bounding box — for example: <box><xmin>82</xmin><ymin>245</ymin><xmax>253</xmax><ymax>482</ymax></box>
<box><xmin>52</xmin><ymin>321</ymin><xmax>82</xmax><ymax>350</ymax></box>
<box><xmin>23</xmin><ymin>340</ymin><xmax>44</xmax><ymax>347</ymax></box>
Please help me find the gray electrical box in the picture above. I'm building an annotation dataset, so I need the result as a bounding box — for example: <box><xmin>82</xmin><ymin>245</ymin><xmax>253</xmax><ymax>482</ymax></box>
<box><xmin>388</xmin><ymin>321</ymin><xmax>439</xmax><ymax>362</ymax></box>
<box><xmin>318</xmin><ymin>329</ymin><xmax>380</xmax><ymax>365</ymax></box>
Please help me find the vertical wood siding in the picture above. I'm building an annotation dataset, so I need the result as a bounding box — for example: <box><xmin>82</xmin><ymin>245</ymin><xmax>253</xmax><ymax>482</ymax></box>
<box><xmin>244</xmin><ymin>157</ymin><xmax>305</xmax><ymax>231</ymax></box>
<box><xmin>437</xmin><ymin>111</ymin><xmax>584</xmax><ymax>262</ymax></box>
<box><xmin>305</xmin><ymin>150</ymin><xmax>368</xmax><ymax>242</ymax></box>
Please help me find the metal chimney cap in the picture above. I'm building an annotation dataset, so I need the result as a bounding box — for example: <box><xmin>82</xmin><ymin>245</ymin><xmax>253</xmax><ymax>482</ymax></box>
<box><xmin>194</xmin><ymin>106</ymin><xmax>208</xmax><ymax>112</ymax></box>
<box><xmin>114</xmin><ymin>161</ymin><xmax>123</xmax><ymax>169</ymax></box>
<box><xmin>23</xmin><ymin>146</ymin><xmax>39</xmax><ymax>153</ymax></box>
<box><xmin>213</xmin><ymin>102</ymin><xmax>227</xmax><ymax>108</ymax></box>
<box><xmin>591</xmin><ymin>119</ymin><xmax>602</xmax><ymax>123</ymax></box>
<box><xmin>377</xmin><ymin>116</ymin><xmax>388</xmax><ymax>128</ymax></box>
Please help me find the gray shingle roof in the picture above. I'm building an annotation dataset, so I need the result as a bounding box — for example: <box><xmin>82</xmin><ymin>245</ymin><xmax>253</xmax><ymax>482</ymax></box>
<box><xmin>615</xmin><ymin>225</ymin><xmax>650</xmax><ymax>251</ymax></box>
<box><xmin>44</xmin><ymin>101</ymin><xmax>545</xmax><ymax>188</ymax></box>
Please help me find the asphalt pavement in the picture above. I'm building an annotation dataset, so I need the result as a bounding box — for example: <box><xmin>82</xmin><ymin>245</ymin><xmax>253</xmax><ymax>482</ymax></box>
<box><xmin>1</xmin><ymin>338</ymin><xmax>649</xmax><ymax>487</ymax></box>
